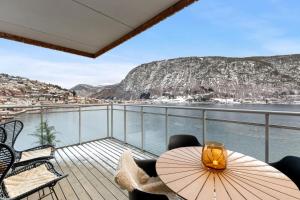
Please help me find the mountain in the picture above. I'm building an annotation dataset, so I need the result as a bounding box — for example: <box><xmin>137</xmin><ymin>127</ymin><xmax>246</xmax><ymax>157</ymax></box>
<box><xmin>0</xmin><ymin>73</ymin><xmax>73</xmax><ymax>104</ymax></box>
<box><xmin>83</xmin><ymin>54</ymin><xmax>300</xmax><ymax>102</ymax></box>
<box><xmin>71</xmin><ymin>84</ymin><xmax>103</xmax><ymax>97</ymax></box>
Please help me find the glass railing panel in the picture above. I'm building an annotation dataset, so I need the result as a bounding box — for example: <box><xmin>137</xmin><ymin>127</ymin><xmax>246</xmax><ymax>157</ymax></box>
<box><xmin>207</xmin><ymin>111</ymin><xmax>265</xmax><ymax>125</ymax></box>
<box><xmin>81</xmin><ymin>106</ymin><xmax>108</xmax><ymax>142</ymax></box>
<box><xmin>112</xmin><ymin>109</ymin><xmax>125</xmax><ymax>141</ymax></box>
<box><xmin>43</xmin><ymin>107</ymin><xmax>79</xmax><ymax>147</ymax></box>
<box><xmin>125</xmin><ymin>105</ymin><xmax>141</xmax><ymax>112</ymax></box>
<box><xmin>168</xmin><ymin>115</ymin><xmax>203</xmax><ymax>146</ymax></box>
<box><xmin>168</xmin><ymin>108</ymin><xmax>202</xmax><ymax>118</ymax></box>
<box><xmin>206</xmin><ymin>120</ymin><xmax>265</xmax><ymax>161</ymax></box>
<box><xmin>15</xmin><ymin>112</ymin><xmax>42</xmax><ymax>150</ymax></box>
<box><xmin>143</xmin><ymin>106</ymin><xmax>165</xmax><ymax>115</ymax></box>
<box><xmin>144</xmin><ymin>113</ymin><xmax>166</xmax><ymax>155</ymax></box>
<box><xmin>269</xmin><ymin>128</ymin><xmax>300</xmax><ymax>162</ymax></box>
<box><xmin>126</xmin><ymin>110</ymin><xmax>142</xmax><ymax>148</ymax></box>
<box><xmin>270</xmin><ymin>114</ymin><xmax>300</xmax><ymax>128</ymax></box>
<box><xmin>113</xmin><ymin>105</ymin><xmax>124</xmax><ymax>110</ymax></box>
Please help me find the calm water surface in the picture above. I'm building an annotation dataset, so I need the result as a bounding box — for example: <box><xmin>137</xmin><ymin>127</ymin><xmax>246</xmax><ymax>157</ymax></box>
<box><xmin>14</xmin><ymin>104</ymin><xmax>300</xmax><ymax>162</ymax></box>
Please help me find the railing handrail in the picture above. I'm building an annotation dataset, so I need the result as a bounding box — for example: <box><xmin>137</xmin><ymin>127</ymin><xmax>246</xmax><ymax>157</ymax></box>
<box><xmin>3</xmin><ymin>103</ymin><xmax>300</xmax><ymax>116</ymax></box>
<box><xmin>115</xmin><ymin>103</ymin><xmax>300</xmax><ymax>116</ymax></box>
<box><xmin>0</xmin><ymin>103</ymin><xmax>110</xmax><ymax>109</ymax></box>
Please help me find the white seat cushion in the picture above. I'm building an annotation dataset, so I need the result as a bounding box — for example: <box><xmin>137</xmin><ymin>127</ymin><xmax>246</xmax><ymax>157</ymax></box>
<box><xmin>114</xmin><ymin>150</ymin><xmax>149</xmax><ymax>191</ymax></box>
<box><xmin>19</xmin><ymin>147</ymin><xmax>52</xmax><ymax>162</ymax></box>
<box><xmin>4</xmin><ymin>164</ymin><xmax>57</xmax><ymax>198</ymax></box>
<box><xmin>115</xmin><ymin>150</ymin><xmax>177</xmax><ymax>199</ymax></box>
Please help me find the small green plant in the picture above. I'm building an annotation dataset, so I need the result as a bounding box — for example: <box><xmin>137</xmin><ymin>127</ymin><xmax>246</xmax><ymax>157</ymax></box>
<box><xmin>31</xmin><ymin>120</ymin><xmax>59</xmax><ymax>146</ymax></box>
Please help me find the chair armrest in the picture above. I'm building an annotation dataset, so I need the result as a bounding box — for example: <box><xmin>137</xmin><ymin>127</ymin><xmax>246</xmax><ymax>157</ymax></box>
<box><xmin>13</xmin><ymin>145</ymin><xmax>55</xmax><ymax>168</ymax></box>
<box><xmin>134</xmin><ymin>159</ymin><xmax>158</xmax><ymax>177</ymax></box>
<box><xmin>8</xmin><ymin>160</ymin><xmax>60</xmax><ymax>177</ymax></box>
<box><xmin>22</xmin><ymin>144</ymin><xmax>55</xmax><ymax>154</ymax></box>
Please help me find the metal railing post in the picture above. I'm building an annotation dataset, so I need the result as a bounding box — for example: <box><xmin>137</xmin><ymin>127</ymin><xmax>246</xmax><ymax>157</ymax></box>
<box><xmin>40</xmin><ymin>106</ymin><xmax>44</xmax><ymax>145</ymax></box>
<box><xmin>141</xmin><ymin>106</ymin><xmax>144</xmax><ymax>150</ymax></box>
<box><xmin>124</xmin><ymin>105</ymin><xmax>127</xmax><ymax>143</ymax></box>
<box><xmin>202</xmin><ymin>110</ymin><xmax>206</xmax><ymax>145</ymax></box>
<box><xmin>78</xmin><ymin>106</ymin><xmax>82</xmax><ymax>144</ymax></box>
<box><xmin>106</xmin><ymin>105</ymin><xmax>109</xmax><ymax>138</ymax></box>
<box><xmin>265</xmin><ymin>113</ymin><xmax>270</xmax><ymax>163</ymax></box>
<box><xmin>165</xmin><ymin>107</ymin><xmax>168</xmax><ymax>150</ymax></box>
<box><xmin>111</xmin><ymin>102</ymin><xmax>114</xmax><ymax>138</ymax></box>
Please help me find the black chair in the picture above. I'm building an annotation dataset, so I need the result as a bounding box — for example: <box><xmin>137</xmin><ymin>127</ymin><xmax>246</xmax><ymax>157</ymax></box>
<box><xmin>0</xmin><ymin>127</ymin><xmax>7</xmax><ymax>143</ymax></box>
<box><xmin>269</xmin><ymin>156</ymin><xmax>300</xmax><ymax>190</ymax></box>
<box><xmin>0</xmin><ymin>120</ymin><xmax>55</xmax><ymax>168</ymax></box>
<box><xmin>168</xmin><ymin>134</ymin><xmax>201</xmax><ymax>150</ymax></box>
<box><xmin>0</xmin><ymin>143</ymin><xmax>67</xmax><ymax>200</ymax></box>
<box><xmin>128</xmin><ymin>159</ymin><xmax>168</xmax><ymax>200</ymax></box>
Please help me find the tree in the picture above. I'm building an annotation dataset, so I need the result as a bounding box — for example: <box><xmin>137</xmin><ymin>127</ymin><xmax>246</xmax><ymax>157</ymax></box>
<box><xmin>72</xmin><ymin>90</ymin><xmax>77</xmax><ymax>97</ymax></box>
<box><xmin>31</xmin><ymin>120</ymin><xmax>59</xmax><ymax>145</ymax></box>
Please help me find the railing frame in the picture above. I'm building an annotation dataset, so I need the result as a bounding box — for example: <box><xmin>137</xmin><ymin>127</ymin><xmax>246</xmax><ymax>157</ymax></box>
<box><xmin>3</xmin><ymin>103</ymin><xmax>300</xmax><ymax>162</ymax></box>
<box><xmin>78</xmin><ymin>106</ymin><xmax>82</xmax><ymax>144</ymax></box>
<box><xmin>124</xmin><ymin>105</ymin><xmax>127</xmax><ymax>143</ymax></box>
<box><xmin>112</xmin><ymin>103</ymin><xmax>300</xmax><ymax>162</ymax></box>
<box><xmin>265</xmin><ymin>113</ymin><xmax>270</xmax><ymax>163</ymax></box>
<box><xmin>141</xmin><ymin>106</ymin><xmax>144</xmax><ymax>150</ymax></box>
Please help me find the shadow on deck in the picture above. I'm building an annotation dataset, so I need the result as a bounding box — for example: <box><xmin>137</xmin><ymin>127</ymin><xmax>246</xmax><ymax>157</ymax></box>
<box><xmin>26</xmin><ymin>138</ymin><xmax>156</xmax><ymax>200</ymax></box>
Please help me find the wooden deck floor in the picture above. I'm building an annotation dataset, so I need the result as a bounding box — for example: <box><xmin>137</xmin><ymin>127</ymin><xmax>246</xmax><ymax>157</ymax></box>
<box><xmin>26</xmin><ymin>138</ymin><xmax>157</xmax><ymax>200</ymax></box>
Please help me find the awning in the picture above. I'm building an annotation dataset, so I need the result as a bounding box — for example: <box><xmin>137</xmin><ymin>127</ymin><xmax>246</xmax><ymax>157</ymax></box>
<box><xmin>0</xmin><ymin>0</ymin><xmax>197</xmax><ymax>58</ymax></box>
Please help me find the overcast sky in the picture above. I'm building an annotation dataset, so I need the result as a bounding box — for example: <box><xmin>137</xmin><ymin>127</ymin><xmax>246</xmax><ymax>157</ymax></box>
<box><xmin>1</xmin><ymin>0</ymin><xmax>300</xmax><ymax>89</ymax></box>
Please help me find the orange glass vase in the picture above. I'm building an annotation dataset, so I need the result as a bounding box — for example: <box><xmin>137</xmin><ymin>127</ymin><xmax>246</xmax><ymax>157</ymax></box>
<box><xmin>201</xmin><ymin>141</ymin><xmax>227</xmax><ymax>170</ymax></box>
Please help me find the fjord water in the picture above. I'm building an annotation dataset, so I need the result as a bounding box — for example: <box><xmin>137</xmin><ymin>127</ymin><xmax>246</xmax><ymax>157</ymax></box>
<box><xmin>15</xmin><ymin>104</ymin><xmax>300</xmax><ymax>162</ymax></box>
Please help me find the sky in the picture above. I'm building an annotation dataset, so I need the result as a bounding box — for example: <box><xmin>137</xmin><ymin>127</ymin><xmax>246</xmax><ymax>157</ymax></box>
<box><xmin>0</xmin><ymin>0</ymin><xmax>300</xmax><ymax>88</ymax></box>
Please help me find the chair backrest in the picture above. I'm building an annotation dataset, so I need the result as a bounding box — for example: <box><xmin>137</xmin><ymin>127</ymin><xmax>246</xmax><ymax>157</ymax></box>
<box><xmin>271</xmin><ymin>156</ymin><xmax>300</xmax><ymax>189</ymax></box>
<box><xmin>129</xmin><ymin>189</ymin><xmax>169</xmax><ymax>200</ymax></box>
<box><xmin>0</xmin><ymin>143</ymin><xmax>15</xmax><ymax>184</ymax></box>
<box><xmin>0</xmin><ymin>120</ymin><xmax>24</xmax><ymax>148</ymax></box>
<box><xmin>0</xmin><ymin>127</ymin><xmax>7</xmax><ymax>143</ymax></box>
<box><xmin>168</xmin><ymin>134</ymin><xmax>201</xmax><ymax>150</ymax></box>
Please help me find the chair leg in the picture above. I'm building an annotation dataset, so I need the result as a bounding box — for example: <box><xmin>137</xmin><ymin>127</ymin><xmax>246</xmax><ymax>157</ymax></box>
<box><xmin>50</xmin><ymin>187</ymin><xmax>59</xmax><ymax>200</ymax></box>
<box><xmin>50</xmin><ymin>191</ymin><xmax>55</xmax><ymax>200</ymax></box>
<box><xmin>36</xmin><ymin>188</ymin><xmax>57</xmax><ymax>200</ymax></box>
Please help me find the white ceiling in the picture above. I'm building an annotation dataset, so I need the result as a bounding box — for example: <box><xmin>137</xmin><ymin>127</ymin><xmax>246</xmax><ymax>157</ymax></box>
<box><xmin>0</xmin><ymin>0</ymin><xmax>181</xmax><ymax>56</ymax></box>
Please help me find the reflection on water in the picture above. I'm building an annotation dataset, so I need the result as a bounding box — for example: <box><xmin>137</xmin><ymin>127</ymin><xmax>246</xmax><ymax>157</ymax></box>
<box><xmin>14</xmin><ymin>104</ymin><xmax>300</xmax><ymax>162</ymax></box>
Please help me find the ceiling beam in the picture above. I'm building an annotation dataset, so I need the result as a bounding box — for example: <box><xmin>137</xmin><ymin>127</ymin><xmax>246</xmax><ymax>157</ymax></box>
<box><xmin>0</xmin><ymin>32</ymin><xmax>95</xmax><ymax>58</ymax></box>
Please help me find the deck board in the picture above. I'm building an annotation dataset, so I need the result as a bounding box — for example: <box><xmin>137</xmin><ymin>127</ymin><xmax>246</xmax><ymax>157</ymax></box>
<box><xmin>22</xmin><ymin>138</ymin><xmax>157</xmax><ymax>200</ymax></box>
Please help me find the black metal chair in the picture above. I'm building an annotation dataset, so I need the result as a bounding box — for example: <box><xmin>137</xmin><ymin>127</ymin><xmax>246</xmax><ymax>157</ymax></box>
<box><xmin>269</xmin><ymin>156</ymin><xmax>300</xmax><ymax>190</ymax></box>
<box><xmin>0</xmin><ymin>127</ymin><xmax>6</xmax><ymax>143</ymax></box>
<box><xmin>0</xmin><ymin>120</ymin><xmax>55</xmax><ymax>168</ymax></box>
<box><xmin>0</xmin><ymin>143</ymin><xmax>67</xmax><ymax>200</ymax></box>
<box><xmin>128</xmin><ymin>159</ymin><xmax>168</xmax><ymax>200</ymax></box>
<box><xmin>168</xmin><ymin>134</ymin><xmax>201</xmax><ymax>150</ymax></box>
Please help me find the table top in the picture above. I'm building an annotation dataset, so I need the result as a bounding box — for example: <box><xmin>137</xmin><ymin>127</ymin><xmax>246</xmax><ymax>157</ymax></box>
<box><xmin>156</xmin><ymin>147</ymin><xmax>300</xmax><ymax>200</ymax></box>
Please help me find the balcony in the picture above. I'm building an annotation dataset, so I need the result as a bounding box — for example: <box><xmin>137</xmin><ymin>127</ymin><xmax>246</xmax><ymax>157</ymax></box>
<box><xmin>1</xmin><ymin>103</ymin><xmax>300</xmax><ymax>199</ymax></box>
<box><xmin>39</xmin><ymin>138</ymin><xmax>155</xmax><ymax>200</ymax></box>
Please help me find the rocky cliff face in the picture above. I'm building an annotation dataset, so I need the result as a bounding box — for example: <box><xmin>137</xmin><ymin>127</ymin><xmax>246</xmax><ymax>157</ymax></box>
<box><xmin>86</xmin><ymin>55</ymin><xmax>300</xmax><ymax>101</ymax></box>
<box><xmin>71</xmin><ymin>84</ymin><xmax>103</xmax><ymax>97</ymax></box>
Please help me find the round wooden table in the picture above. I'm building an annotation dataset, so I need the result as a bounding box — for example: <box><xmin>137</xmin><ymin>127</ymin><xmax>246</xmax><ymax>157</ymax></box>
<box><xmin>156</xmin><ymin>147</ymin><xmax>300</xmax><ymax>200</ymax></box>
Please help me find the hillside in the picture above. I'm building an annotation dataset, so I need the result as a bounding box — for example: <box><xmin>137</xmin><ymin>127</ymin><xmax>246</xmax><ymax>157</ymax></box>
<box><xmin>0</xmin><ymin>73</ymin><xmax>72</xmax><ymax>105</ymax></box>
<box><xmin>79</xmin><ymin>54</ymin><xmax>300</xmax><ymax>103</ymax></box>
<box><xmin>71</xmin><ymin>84</ymin><xmax>103</xmax><ymax>97</ymax></box>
